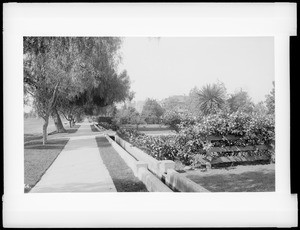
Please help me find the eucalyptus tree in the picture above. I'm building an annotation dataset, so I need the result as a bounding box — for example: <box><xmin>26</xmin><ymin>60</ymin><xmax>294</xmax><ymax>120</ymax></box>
<box><xmin>24</xmin><ymin>37</ymin><xmax>70</xmax><ymax>144</ymax></box>
<box><xmin>24</xmin><ymin>37</ymin><xmax>132</xmax><ymax>144</ymax></box>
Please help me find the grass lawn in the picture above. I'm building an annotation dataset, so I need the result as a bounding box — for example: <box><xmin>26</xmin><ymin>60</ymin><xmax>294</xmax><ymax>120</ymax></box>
<box><xmin>24</xmin><ymin>125</ymin><xmax>80</xmax><ymax>193</ymax></box>
<box><xmin>182</xmin><ymin>164</ymin><xmax>275</xmax><ymax>192</ymax></box>
<box><xmin>95</xmin><ymin>136</ymin><xmax>148</xmax><ymax>192</ymax></box>
<box><xmin>24</xmin><ymin>117</ymin><xmax>60</xmax><ymax>135</ymax></box>
<box><xmin>24</xmin><ymin>125</ymin><xmax>80</xmax><ymax>143</ymax></box>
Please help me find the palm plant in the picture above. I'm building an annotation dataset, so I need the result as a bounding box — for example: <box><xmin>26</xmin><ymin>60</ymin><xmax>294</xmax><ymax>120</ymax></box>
<box><xmin>197</xmin><ymin>83</ymin><xmax>227</xmax><ymax>115</ymax></box>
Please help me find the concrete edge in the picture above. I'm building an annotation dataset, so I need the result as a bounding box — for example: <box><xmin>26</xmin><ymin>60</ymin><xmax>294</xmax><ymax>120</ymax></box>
<box><xmin>114</xmin><ymin>135</ymin><xmax>209</xmax><ymax>192</ymax></box>
<box><xmin>164</xmin><ymin>169</ymin><xmax>210</xmax><ymax>193</ymax></box>
<box><xmin>137</xmin><ymin>168</ymin><xmax>173</xmax><ymax>192</ymax></box>
<box><xmin>93</xmin><ymin>123</ymin><xmax>104</xmax><ymax>132</ymax></box>
<box><xmin>114</xmin><ymin>135</ymin><xmax>161</xmax><ymax>177</ymax></box>
<box><xmin>105</xmin><ymin>135</ymin><xmax>173</xmax><ymax>192</ymax></box>
<box><xmin>105</xmin><ymin>135</ymin><xmax>137</xmax><ymax>174</ymax></box>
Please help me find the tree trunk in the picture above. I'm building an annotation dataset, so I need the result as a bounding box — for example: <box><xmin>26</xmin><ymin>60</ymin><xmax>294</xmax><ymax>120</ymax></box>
<box><xmin>71</xmin><ymin>119</ymin><xmax>75</xmax><ymax>127</ymax></box>
<box><xmin>42</xmin><ymin>117</ymin><xmax>49</xmax><ymax>145</ymax></box>
<box><xmin>52</xmin><ymin>108</ymin><xmax>66</xmax><ymax>133</ymax></box>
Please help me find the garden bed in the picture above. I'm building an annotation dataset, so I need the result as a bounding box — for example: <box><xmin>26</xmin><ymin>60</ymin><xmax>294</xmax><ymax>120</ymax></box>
<box><xmin>116</xmin><ymin>111</ymin><xmax>275</xmax><ymax>169</ymax></box>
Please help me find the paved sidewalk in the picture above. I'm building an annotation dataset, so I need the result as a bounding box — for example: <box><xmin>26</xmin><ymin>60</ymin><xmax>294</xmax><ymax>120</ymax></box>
<box><xmin>30</xmin><ymin>120</ymin><xmax>117</xmax><ymax>192</ymax></box>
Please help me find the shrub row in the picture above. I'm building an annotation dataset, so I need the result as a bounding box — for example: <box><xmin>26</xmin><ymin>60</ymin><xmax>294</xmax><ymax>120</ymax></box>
<box><xmin>117</xmin><ymin>111</ymin><xmax>275</xmax><ymax>166</ymax></box>
<box><xmin>98</xmin><ymin>122</ymin><xmax>119</xmax><ymax>131</ymax></box>
<box><xmin>97</xmin><ymin>116</ymin><xmax>113</xmax><ymax>124</ymax></box>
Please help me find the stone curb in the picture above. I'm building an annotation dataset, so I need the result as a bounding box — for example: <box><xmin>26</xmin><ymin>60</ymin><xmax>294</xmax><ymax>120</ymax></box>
<box><xmin>105</xmin><ymin>135</ymin><xmax>138</xmax><ymax>175</ymax></box>
<box><xmin>137</xmin><ymin>168</ymin><xmax>173</xmax><ymax>192</ymax></box>
<box><xmin>93</xmin><ymin>123</ymin><xmax>105</xmax><ymax>132</ymax></box>
<box><xmin>115</xmin><ymin>135</ymin><xmax>161</xmax><ymax>177</ymax></box>
<box><xmin>163</xmin><ymin>169</ymin><xmax>210</xmax><ymax>193</ymax></box>
<box><xmin>114</xmin><ymin>135</ymin><xmax>210</xmax><ymax>193</ymax></box>
<box><xmin>105</xmin><ymin>135</ymin><xmax>173</xmax><ymax>192</ymax></box>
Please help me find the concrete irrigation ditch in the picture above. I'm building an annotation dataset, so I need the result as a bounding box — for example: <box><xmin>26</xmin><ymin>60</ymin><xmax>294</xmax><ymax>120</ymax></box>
<box><xmin>96</xmin><ymin>123</ymin><xmax>210</xmax><ymax>192</ymax></box>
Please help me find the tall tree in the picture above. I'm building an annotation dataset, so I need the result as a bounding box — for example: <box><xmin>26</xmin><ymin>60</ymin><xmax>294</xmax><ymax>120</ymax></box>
<box><xmin>24</xmin><ymin>38</ymin><xmax>68</xmax><ymax>144</ymax></box>
<box><xmin>24</xmin><ymin>37</ymin><xmax>132</xmax><ymax>144</ymax></box>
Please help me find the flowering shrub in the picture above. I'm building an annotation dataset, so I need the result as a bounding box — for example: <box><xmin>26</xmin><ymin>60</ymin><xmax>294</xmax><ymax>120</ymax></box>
<box><xmin>97</xmin><ymin>116</ymin><xmax>113</xmax><ymax>124</ymax></box>
<box><xmin>178</xmin><ymin>111</ymin><xmax>275</xmax><ymax>145</ymax></box>
<box><xmin>162</xmin><ymin>110</ymin><xmax>197</xmax><ymax>132</ymax></box>
<box><xmin>98</xmin><ymin>122</ymin><xmax>119</xmax><ymax>131</ymax></box>
<box><xmin>117</xmin><ymin>127</ymin><xmax>181</xmax><ymax>161</ymax></box>
<box><xmin>117</xmin><ymin>111</ymin><xmax>275</xmax><ymax>166</ymax></box>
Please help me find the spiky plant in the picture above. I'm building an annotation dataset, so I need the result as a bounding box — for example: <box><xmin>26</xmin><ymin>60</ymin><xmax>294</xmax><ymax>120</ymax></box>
<box><xmin>197</xmin><ymin>83</ymin><xmax>227</xmax><ymax>115</ymax></box>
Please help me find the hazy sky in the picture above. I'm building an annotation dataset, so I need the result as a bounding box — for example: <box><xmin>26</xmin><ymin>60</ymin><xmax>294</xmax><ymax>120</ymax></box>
<box><xmin>118</xmin><ymin>37</ymin><xmax>274</xmax><ymax>103</ymax></box>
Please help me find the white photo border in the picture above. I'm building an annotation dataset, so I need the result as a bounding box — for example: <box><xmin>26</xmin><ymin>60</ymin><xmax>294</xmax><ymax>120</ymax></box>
<box><xmin>3</xmin><ymin>3</ymin><xmax>298</xmax><ymax>228</ymax></box>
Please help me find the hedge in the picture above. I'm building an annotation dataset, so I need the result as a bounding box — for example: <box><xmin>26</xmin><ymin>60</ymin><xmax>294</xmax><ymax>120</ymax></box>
<box><xmin>117</xmin><ymin>111</ymin><xmax>275</xmax><ymax>166</ymax></box>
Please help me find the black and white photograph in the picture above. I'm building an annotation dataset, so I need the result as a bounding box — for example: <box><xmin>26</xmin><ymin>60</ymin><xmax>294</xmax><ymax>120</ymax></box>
<box><xmin>3</xmin><ymin>3</ymin><xmax>298</xmax><ymax>228</ymax></box>
<box><xmin>23</xmin><ymin>36</ymin><xmax>276</xmax><ymax>193</ymax></box>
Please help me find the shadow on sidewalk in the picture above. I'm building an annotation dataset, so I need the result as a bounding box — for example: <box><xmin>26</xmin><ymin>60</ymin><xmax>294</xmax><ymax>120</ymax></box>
<box><xmin>30</xmin><ymin>181</ymin><xmax>116</xmax><ymax>193</ymax></box>
<box><xmin>25</xmin><ymin>139</ymin><xmax>69</xmax><ymax>150</ymax></box>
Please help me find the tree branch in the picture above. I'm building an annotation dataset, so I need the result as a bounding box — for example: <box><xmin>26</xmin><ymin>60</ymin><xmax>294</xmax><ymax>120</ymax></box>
<box><xmin>60</xmin><ymin>110</ymin><xmax>71</xmax><ymax>121</ymax></box>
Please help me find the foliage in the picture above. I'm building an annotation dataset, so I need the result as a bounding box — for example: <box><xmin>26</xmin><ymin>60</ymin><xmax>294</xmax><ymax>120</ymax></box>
<box><xmin>161</xmin><ymin>110</ymin><xmax>182</xmax><ymax>131</ymax></box>
<box><xmin>265</xmin><ymin>81</ymin><xmax>275</xmax><ymax>114</ymax></box>
<box><xmin>117</xmin><ymin>128</ymin><xmax>181</xmax><ymax>162</ymax></box>
<box><xmin>187</xmin><ymin>86</ymin><xmax>202</xmax><ymax>117</ymax></box>
<box><xmin>162</xmin><ymin>110</ymin><xmax>196</xmax><ymax>132</ymax></box>
<box><xmin>56</xmin><ymin>97</ymin><xmax>83</xmax><ymax>127</ymax></box>
<box><xmin>141</xmin><ymin>98</ymin><xmax>164</xmax><ymax>124</ymax></box>
<box><xmin>253</xmin><ymin>101</ymin><xmax>268</xmax><ymax>115</ymax></box>
<box><xmin>161</xmin><ymin>95</ymin><xmax>189</xmax><ymax>112</ymax></box>
<box><xmin>113</xmin><ymin>106</ymin><xmax>146</xmax><ymax>129</ymax></box>
<box><xmin>179</xmin><ymin>111</ymin><xmax>275</xmax><ymax>145</ymax></box>
<box><xmin>23</xmin><ymin>37</ymin><xmax>131</xmax><ymax>112</ymax></box>
<box><xmin>97</xmin><ymin>116</ymin><xmax>113</xmax><ymax>124</ymax></box>
<box><xmin>114</xmin><ymin>106</ymin><xmax>137</xmax><ymax>124</ymax></box>
<box><xmin>117</xmin><ymin>111</ymin><xmax>275</xmax><ymax>166</ymax></box>
<box><xmin>196</xmin><ymin>82</ymin><xmax>227</xmax><ymax>115</ymax></box>
<box><xmin>24</xmin><ymin>37</ymin><xmax>133</xmax><ymax>143</ymax></box>
<box><xmin>227</xmin><ymin>89</ymin><xmax>254</xmax><ymax>113</ymax></box>
<box><xmin>24</xmin><ymin>110</ymin><xmax>37</xmax><ymax>119</ymax></box>
<box><xmin>98</xmin><ymin>122</ymin><xmax>119</xmax><ymax>131</ymax></box>
<box><xmin>94</xmin><ymin>105</ymin><xmax>117</xmax><ymax>117</ymax></box>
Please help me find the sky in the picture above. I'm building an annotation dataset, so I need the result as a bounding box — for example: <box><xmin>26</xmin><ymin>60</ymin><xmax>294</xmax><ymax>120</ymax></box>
<box><xmin>24</xmin><ymin>37</ymin><xmax>274</xmax><ymax>113</ymax></box>
<box><xmin>118</xmin><ymin>37</ymin><xmax>274</xmax><ymax>103</ymax></box>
